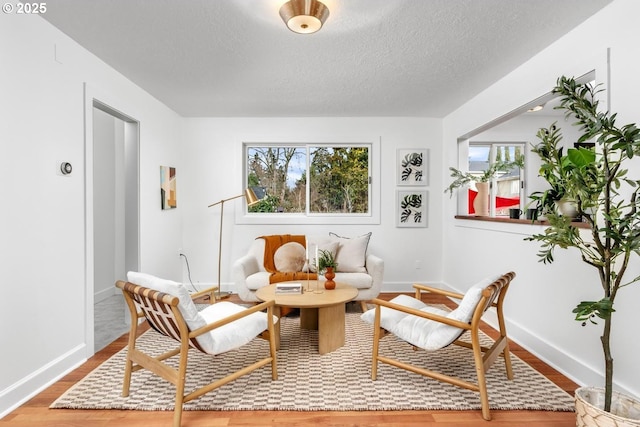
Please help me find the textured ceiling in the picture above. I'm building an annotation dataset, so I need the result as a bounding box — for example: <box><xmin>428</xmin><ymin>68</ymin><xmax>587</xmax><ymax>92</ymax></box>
<box><xmin>40</xmin><ymin>0</ymin><xmax>612</xmax><ymax>117</ymax></box>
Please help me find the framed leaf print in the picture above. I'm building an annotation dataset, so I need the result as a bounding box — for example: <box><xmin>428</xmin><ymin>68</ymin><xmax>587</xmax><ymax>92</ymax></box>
<box><xmin>397</xmin><ymin>190</ymin><xmax>428</xmax><ymax>227</ymax></box>
<box><xmin>397</xmin><ymin>148</ymin><xmax>428</xmax><ymax>186</ymax></box>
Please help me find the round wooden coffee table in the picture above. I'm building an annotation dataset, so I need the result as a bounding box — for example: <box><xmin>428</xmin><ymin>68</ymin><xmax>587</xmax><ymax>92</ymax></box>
<box><xmin>255</xmin><ymin>281</ymin><xmax>358</xmax><ymax>354</ymax></box>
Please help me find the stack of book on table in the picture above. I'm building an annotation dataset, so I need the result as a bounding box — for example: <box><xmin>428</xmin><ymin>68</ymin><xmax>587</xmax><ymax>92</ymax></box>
<box><xmin>275</xmin><ymin>282</ymin><xmax>303</xmax><ymax>294</ymax></box>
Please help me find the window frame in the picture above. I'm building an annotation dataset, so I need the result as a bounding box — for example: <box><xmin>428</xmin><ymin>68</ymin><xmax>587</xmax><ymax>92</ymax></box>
<box><xmin>236</xmin><ymin>138</ymin><xmax>381</xmax><ymax>225</ymax></box>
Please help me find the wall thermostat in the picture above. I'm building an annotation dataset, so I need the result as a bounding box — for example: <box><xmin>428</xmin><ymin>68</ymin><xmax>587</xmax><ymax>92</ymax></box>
<box><xmin>60</xmin><ymin>162</ymin><xmax>72</xmax><ymax>175</ymax></box>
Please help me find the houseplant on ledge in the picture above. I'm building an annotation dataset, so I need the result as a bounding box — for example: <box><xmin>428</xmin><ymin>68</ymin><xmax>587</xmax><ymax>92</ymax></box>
<box><xmin>445</xmin><ymin>157</ymin><xmax>523</xmax><ymax>216</ymax></box>
<box><xmin>317</xmin><ymin>249</ymin><xmax>338</xmax><ymax>290</ymax></box>
<box><xmin>528</xmin><ymin>123</ymin><xmax>580</xmax><ymax>219</ymax></box>
<box><xmin>526</xmin><ymin>76</ymin><xmax>640</xmax><ymax>426</ymax></box>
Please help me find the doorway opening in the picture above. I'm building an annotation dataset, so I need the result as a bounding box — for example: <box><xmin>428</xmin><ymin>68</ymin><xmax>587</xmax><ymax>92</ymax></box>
<box><xmin>87</xmin><ymin>98</ymin><xmax>139</xmax><ymax>354</ymax></box>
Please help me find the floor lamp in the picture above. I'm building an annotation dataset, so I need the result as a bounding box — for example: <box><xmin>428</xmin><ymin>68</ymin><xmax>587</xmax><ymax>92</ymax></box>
<box><xmin>208</xmin><ymin>188</ymin><xmax>260</xmax><ymax>300</ymax></box>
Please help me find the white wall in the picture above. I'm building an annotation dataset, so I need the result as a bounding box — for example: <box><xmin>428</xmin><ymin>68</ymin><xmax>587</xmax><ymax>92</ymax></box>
<box><xmin>92</xmin><ymin>108</ymin><xmax>122</xmax><ymax>302</ymax></box>
<box><xmin>0</xmin><ymin>13</ymin><xmax>184</xmax><ymax>416</ymax></box>
<box><xmin>442</xmin><ymin>0</ymin><xmax>640</xmax><ymax>399</ymax></box>
<box><xmin>180</xmin><ymin>117</ymin><xmax>444</xmax><ymax>292</ymax></box>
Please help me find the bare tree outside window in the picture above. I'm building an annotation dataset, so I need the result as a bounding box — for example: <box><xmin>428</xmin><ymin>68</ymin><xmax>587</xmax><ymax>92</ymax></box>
<box><xmin>246</xmin><ymin>144</ymin><xmax>370</xmax><ymax>215</ymax></box>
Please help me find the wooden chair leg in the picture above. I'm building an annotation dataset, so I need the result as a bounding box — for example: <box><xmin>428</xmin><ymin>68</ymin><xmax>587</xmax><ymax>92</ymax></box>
<box><xmin>267</xmin><ymin>305</ymin><xmax>278</xmax><ymax>380</ymax></box>
<box><xmin>501</xmin><ymin>338</ymin><xmax>514</xmax><ymax>379</ymax></box>
<box><xmin>122</xmin><ymin>357</ymin><xmax>133</xmax><ymax>397</ymax></box>
<box><xmin>121</xmin><ymin>293</ymin><xmax>139</xmax><ymax>397</ymax></box>
<box><xmin>121</xmin><ymin>326</ymin><xmax>135</xmax><ymax>397</ymax></box>
<box><xmin>371</xmin><ymin>306</ymin><xmax>381</xmax><ymax>380</ymax></box>
<box><xmin>476</xmin><ymin>368</ymin><xmax>491</xmax><ymax>420</ymax></box>
<box><xmin>471</xmin><ymin>331</ymin><xmax>491</xmax><ymax>421</ymax></box>
<box><xmin>497</xmin><ymin>310</ymin><xmax>514</xmax><ymax>380</ymax></box>
<box><xmin>360</xmin><ymin>300</ymin><xmax>369</xmax><ymax>312</ymax></box>
<box><xmin>172</xmin><ymin>398</ymin><xmax>184</xmax><ymax>427</ymax></box>
<box><xmin>172</xmin><ymin>340</ymin><xmax>190</xmax><ymax>427</ymax></box>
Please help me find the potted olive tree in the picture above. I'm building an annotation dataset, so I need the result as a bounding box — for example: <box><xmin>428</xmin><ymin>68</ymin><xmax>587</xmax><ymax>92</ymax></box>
<box><xmin>527</xmin><ymin>76</ymin><xmax>640</xmax><ymax>426</ymax></box>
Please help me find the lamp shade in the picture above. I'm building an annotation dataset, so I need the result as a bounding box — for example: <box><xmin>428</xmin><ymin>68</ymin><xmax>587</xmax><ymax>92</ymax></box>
<box><xmin>279</xmin><ymin>0</ymin><xmax>329</xmax><ymax>34</ymax></box>
<box><xmin>245</xmin><ymin>188</ymin><xmax>260</xmax><ymax>206</ymax></box>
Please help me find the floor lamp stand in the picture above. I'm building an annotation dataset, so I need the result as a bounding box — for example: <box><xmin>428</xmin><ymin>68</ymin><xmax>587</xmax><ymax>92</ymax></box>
<box><xmin>208</xmin><ymin>189</ymin><xmax>259</xmax><ymax>301</ymax></box>
<box><xmin>212</xmin><ymin>196</ymin><xmax>237</xmax><ymax>300</ymax></box>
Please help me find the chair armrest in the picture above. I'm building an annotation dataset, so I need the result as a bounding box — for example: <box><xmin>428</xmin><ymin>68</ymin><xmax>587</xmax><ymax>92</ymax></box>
<box><xmin>235</xmin><ymin>253</ymin><xmax>261</xmax><ymax>275</ymax></box>
<box><xmin>190</xmin><ymin>300</ymin><xmax>276</xmax><ymax>338</ymax></box>
<box><xmin>190</xmin><ymin>286</ymin><xmax>218</xmax><ymax>304</ymax></box>
<box><xmin>233</xmin><ymin>254</ymin><xmax>262</xmax><ymax>301</ymax></box>
<box><xmin>365</xmin><ymin>253</ymin><xmax>384</xmax><ymax>292</ymax></box>
<box><xmin>412</xmin><ymin>283</ymin><xmax>465</xmax><ymax>301</ymax></box>
<box><xmin>370</xmin><ymin>298</ymin><xmax>470</xmax><ymax>330</ymax></box>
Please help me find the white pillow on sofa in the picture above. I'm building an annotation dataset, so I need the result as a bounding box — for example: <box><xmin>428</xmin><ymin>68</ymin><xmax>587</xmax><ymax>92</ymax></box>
<box><xmin>303</xmin><ymin>235</ymin><xmax>339</xmax><ymax>272</ymax></box>
<box><xmin>329</xmin><ymin>232</ymin><xmax>371</xmax><ymax>273</ymax></box>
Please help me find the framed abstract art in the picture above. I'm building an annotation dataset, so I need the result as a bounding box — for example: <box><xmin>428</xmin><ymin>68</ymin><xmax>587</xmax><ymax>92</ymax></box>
<box><xmin>160</xmin><ymin>165</ymin><xmax>177</xmax><ymax>209</ymax></box>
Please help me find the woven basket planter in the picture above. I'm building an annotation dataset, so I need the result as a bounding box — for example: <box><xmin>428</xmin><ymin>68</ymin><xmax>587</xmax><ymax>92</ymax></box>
<box><xmin>576</xmin><ymin>387</ymin><xmax>640</xmax><ymax>427</ymax></box>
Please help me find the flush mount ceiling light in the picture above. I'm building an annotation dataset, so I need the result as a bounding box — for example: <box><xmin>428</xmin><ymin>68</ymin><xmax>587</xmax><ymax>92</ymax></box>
<box><xmin>279</xmin><ymin>0</ymin><xmax>330</xmax><ymax>34</ymax></box>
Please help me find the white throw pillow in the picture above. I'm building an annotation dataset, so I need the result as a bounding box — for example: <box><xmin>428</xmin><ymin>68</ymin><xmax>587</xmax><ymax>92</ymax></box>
<box><xmin>361</xmin><ymin>294</ymin><xmax>426</xmax><ymax>330</ymax></box>
<box><xmin>445</xmin><ymin>274</ymin><xmax>501</xmax><ymax>323</ymax></box>
<box><xmin>197</xmin><ymin>301</ymin><xmax>270</xmax><ymax>355</ymax></box>
<box><xmin>360</xmin><ymin>275</ymin><xmax>500</xmax><ymax>351</ymax></box>
<box><xmin>361</xmin><ymin>294</ymin><xmax>462</xmax><ymax>351</ymax></box>
<box><xmin>421</xmin><ymin>275</ymin><xmax>500</xmax><ymax>349</ymax></box>
<box><xmin>303</xmin><ymin>235</ymin><xmax>339</xmax><ymax>273</ymax></box>
<box><xmin>273</xmin><ymin>242</ymin><xmax>306</xmax><ymax>272</ymax></box>
<box><xmin>395</xmin><ymin>305</ymin><xmax>456</xmax><ymax>350</ymax></box>
<box><xmin>329</xmin><ymin>232</ymin><xmax>371</xmax><ymax>273</ymax></box>
<box><xmin>126</xmin><ymin>271</ymin><xmax>206</xmax><ymax>332</ymax></box>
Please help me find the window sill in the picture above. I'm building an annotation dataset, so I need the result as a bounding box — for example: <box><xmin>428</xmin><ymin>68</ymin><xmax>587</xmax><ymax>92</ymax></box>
<box><xmin>454</xmin><ymin>215</ymin><xmax>590</xmax><ymax>229</ymax></box>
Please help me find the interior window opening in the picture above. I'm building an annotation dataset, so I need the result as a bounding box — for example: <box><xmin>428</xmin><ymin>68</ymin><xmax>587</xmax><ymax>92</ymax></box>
<box><xmin>467</xmin><ymin>142</ymin><xmax>525</xmax><ymax>217</ymax></box>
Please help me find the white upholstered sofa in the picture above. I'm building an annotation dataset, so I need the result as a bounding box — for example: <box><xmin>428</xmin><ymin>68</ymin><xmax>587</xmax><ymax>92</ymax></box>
<box><xmin>233</xmin><ymin>233</ymin><xmax>384</xmax><ymax>311</ymax></box>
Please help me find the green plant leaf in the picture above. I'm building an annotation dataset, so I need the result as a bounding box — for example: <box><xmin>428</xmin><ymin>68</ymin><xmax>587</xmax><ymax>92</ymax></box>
<box><xmin>573</xmin><ymin>299</ymin><xmax>615</xmax><ymax>325</ymax></box>
<box><xmin>566</xmin><ymin>147</ymin><xmax>595</xmax><ymax>167</ymax></box>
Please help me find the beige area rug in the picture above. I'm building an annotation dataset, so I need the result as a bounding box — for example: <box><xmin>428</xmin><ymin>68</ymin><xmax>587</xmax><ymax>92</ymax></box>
<box><xmin>51</xmin><ymin>312</ymin><xmax>574</xmax><ymax>412</ymax></box>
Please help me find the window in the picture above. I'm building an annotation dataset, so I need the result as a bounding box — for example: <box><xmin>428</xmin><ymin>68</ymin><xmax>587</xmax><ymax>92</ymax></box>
<box><xmin>467</xmin><ymin>142</ymin><xmax>524</xmax><ymax>216</ymax></box>
<box><xmin>244</xmin><ymin>143</ymin><xmax>372</xmax><ymax>219</ymax></box>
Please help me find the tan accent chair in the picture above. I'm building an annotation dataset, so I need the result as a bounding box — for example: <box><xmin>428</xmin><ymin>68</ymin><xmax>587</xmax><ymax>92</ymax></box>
<box><xmin>361</xmin><ymin>271</ymin><xmax>515</xmax><ymax>421</ymax></box>
<box><xmin>116</xmin><ymin>273</ymin><xmax>278</xmax><ymax>427</ymax></box>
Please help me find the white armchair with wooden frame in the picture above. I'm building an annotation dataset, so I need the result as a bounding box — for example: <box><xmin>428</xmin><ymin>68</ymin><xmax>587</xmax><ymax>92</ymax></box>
<box><xmin>361</xmin><ymin>271</ymin><xmax>515</xmax><ymax>421</ymax></box>
<box><xmin>116</xmin><ymin>272</ymin><xmax>278</xmax><ymax>427</ymax></box>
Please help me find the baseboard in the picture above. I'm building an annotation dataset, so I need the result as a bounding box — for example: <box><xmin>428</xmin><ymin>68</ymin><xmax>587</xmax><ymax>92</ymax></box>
<box><xmin>0</xmin><ymin>344</ymin><xmax>87</xmax><ymax>419</ymax></box>
<box><xmin>94</xmin><ymin>286</ymin><xmax>119</xmax><ymax>303</ymax></box>
<box><xmin>378</xmin><ymin>282</ymin><xmax>422</xmax><ymax>293</ymax></box>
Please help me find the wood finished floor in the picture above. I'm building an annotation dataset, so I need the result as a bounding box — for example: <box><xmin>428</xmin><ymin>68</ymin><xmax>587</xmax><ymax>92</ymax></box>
<box><xmin>1</xmin><ymin>293</ymin><xmax>579</xmax><ymax>427</ymax></box>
